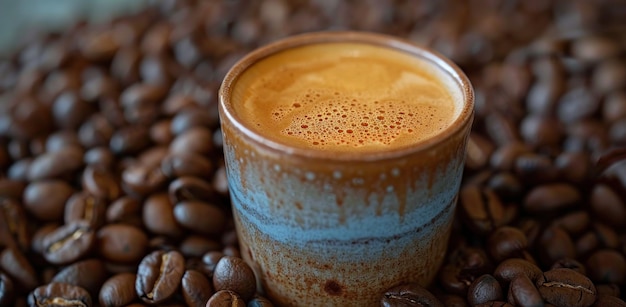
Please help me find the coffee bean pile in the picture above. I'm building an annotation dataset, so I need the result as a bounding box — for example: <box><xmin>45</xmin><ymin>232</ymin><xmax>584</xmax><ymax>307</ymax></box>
<box><xmin>0</xmin><ymin>0</ymin><xmax>624</xmax><ymax>306</ymax></box>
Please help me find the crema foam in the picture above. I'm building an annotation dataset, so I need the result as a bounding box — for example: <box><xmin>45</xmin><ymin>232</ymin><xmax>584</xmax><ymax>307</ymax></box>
<box><xmin>232</xmin><ymin>42</ymin><xmax>462</xmax><ymax>153</ymax></box>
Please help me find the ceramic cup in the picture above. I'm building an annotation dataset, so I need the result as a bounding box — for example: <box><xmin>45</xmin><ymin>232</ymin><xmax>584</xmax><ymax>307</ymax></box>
<box><xmin>218</xmin><ymin>31</ymin><xmax>474</xmax><ymax>306</ymax></box>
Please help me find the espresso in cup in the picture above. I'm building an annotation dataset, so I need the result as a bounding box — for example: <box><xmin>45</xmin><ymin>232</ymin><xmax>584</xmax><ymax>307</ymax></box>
<box><xmin>219</xmin><ymin>32</ymin><xmax>473</xmax><ymax>306</ymax></box>
<box><xmin>232</xmin><ymin>42</ymin><xmax>461</xmax><ymax>153</ymax></box>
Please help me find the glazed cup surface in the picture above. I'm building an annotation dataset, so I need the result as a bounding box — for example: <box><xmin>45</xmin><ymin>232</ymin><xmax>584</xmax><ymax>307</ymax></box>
<box><xmin>219</xmin><ymin>31</ymin><xmax>474</xmax><ymax>307</ymax></box>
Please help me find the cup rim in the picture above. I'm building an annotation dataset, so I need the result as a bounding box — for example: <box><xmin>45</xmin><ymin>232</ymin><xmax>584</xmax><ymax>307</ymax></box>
<box><xmin>219</xmin><ymin>31</ymin><xmax>474</xmax><ymax>162</ymax></box>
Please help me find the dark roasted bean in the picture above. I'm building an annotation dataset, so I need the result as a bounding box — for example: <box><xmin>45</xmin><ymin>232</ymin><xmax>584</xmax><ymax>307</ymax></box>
<box><xmin>0</xmin><ymin>273</ymin><xmax>14</xmax><ymax>306</ymax></box>
<box><xmin>99</xmin><ymin>273</ymin><xmax>137</xmax><ymax>307</ymax></box>
<box><xmin>28</xmin><ymin>282</ymin><xmax>92</xmax><ymax>307</ymax></box>
<box><xmin>142</xmin><ymin>193</ymin><xmax>183</xmax><ymax>237</ymax></box>
<box><xmin>182</xmin><ymin>270</ymin><xmax>214</xmax><ymax>307</ymax></box>
<box><xmin>81</xmin><ymin>165</ymin><xmax>121</xmax><ymax>201</ymax></box>
<box><xmin>161</xmin><ymin>152</ymin><xmax>214</xmax><ymax>179</ymax></box>
<box><xmin>537</xmin><ymin>268</ymin><xmax>597</xmax><ymax>307</ymax></box>
<box><xmin>135</xmin><ymin>250</ymin><xmax>185</xmax><ymax>304</ymax></box>
<box><xmin>51</xmin><ymin>259</ymin><xmax>108</xmax><ymax>299</ymax></box>
<box><xmin>467</xmin><ymin>274</ymin><xmax>503</xmax><ymax>306</ymax></box>
<box><xmin>585</xmin><ymin>249</ymin><xmax>625</xmax><ymax>284</ymax></box>
<box><xmin>381</xmin><ymin>283</ymin><xmax>444</xmax><ymax>307</ymax></box>
<box><xmin>0</xmin><ymin>247</ymin><xmax>38</xmax><ymax>291</ymax></box>
<box><xmin>487</xmin><ymin>226</ymin><xmax>528</xmax><ymax>262</ymax></box>
<box><xmin>97</xmin><ymin>224</ymin><xmax>148</xmax><ymax>264</ymax></box>
<box><xmin>523</xmin><ymin>183</ymin><xmax>581</xmax><ymax>214</ymax></box>
<box><xmin>42</xmin><ymin>221</ymin><xmax>95</xmax><ymax>265</ymax></box>
<box><xmin>173</xmin><ymin>201</ymin><xmax>226</xmax><ymax>235</ymax></box>
<box><xmin>64</xmin><ymin>192</ymin><xmax>107</xmax><ymax>228</ymax></box>
<box><xmin>507</xmin><ymin>275</ymin><xmax>543</xmax><ymax>307</ymax></box>
<box><xmin>213</xmin><ymin>256</ymin><xmax>256</xmax><ymax>301</ymax></box>
<box><xmin>207</xmin><ymin>290</ymin><xmax>245</xmax><ymax>307</ymax></box>
<box><xmin>23</xmin><ymin>180</ymin><xmax>74</xmax><ymax>222</ymax></box>
<box><xmin>459</xmin><ymin>186</ymin><xmax>505</xmax><ymax>235</ymax></box>
<box><xmin>168</xmin><ymin>176</ymin><xmax>218</xmax><ymax>204</ymax></box>
<box><xmin>494</xmin><ymin>258</ymin><xmax>542</xmax><ymax>284</ymax></box>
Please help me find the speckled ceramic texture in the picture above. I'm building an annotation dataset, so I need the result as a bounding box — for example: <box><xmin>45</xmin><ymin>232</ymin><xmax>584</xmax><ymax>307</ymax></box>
<box><xmin>219</xmin><ymin>32</ymin><xmax>474</xmax><ymax>307</ymax></box>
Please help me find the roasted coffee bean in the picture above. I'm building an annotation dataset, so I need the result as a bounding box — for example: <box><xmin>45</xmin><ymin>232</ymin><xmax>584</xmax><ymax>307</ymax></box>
<box><xmin>109</xmin><ymin>125</ymin><xmax>150</xmax><ymax>155</ymax></box>
<box><xmin>105</xmin><ymin>196</ymin><xmax>143</xmax><ymax>226</ymax></box>
<box><xmin>200</xmin><ymin>251</ymin><xmax>224</xmax><ymax>278</ymax></box>
<box><xmin>142</xmin><ymin>193</ymin><xmax>183</xmax><ymax>237</ymax></box>
<box><xmin>51</xmin><ymin>259</ymin><xmax>108</xmax><ymax>299</ymax></box>
<box><xmin>590</xmin><ymin>184</ymin><xmax>626</xmax><ymax>228</ymax></box>
<box><xmin>487</xmin><ymin>172</ymin><xmax>523</xmax><ymax>200</ymax></box>
<box><xmin>28</xmin><ymin>282</ymin><xmax>92</xmax><ymax>307</ymax></box>
<box><xmin>487</xmin><ymin>226</ymin><xmax>528</xmax><ymax>262</ymax></box>
<box><xmin>42</xmin><ymin>221</ymin><xmax>95</xmax><ymax>265</ymax></box>
<box><xmin>0</xmin><ymin>273</ymin><xmax>14</xmax><ymax>306</ymax></box>
<box><xmin>170</xmin><ymin>107</ymin><xmax>216</xmax><ymax>135</ymax></box>
<box><xmin>27</xmin><ymin>147</ymin><xmax>84</xmax><ymax>181</ymax></box>
<box><xmin>182</xmin><ymin>270</ymin><xmax>214</xmax><ymax>307</ymax></box>
<box><xmin>173</xmin><ymin>201</ymin><xmax>226</xmax><ymax>235</ymax></box>
<box><xmin>222</xmin><ymin>245</ymin><xmax>241</xmax><ymax>258</ymax></box>
<box><xmin>494</xmin><ymin>258</ymin><xmax>543</xmax><ymax>284</ymax></box>
<box><xmin>550</xmin><ymin>211</ymin><xmax>590</xmax><ymax>237</ymax></box>
<box><xmin>31</xmin><ymin>223</ymin><xmax>60</xmax><ymax>255</ymax></box>
<box><xmin>514</xmin><ymin>153</ymin><xmax>558</xmax><ymax>183</ymax></box>
<box><xmin>539</xmin><ymin>226</ymin><xmax>576</xmax><ymax>267</ymax></box>
<box><xmin>247</xmin><ymin>295</ymin><xmax>275</xmax><ymax>307</ymax></box>
<box><xmin>81</xmin><ymin>165</ymin><xmax>120</xmax><ymax>201</ymax></box>
<box><xmin>121</xmin><ymin>162</ymin><xmax>167</xmax><ymax>197</ymax></box>
<box><xmin>7</xmin><ymin>158</ymin><xmax>33</xmax><ymax>181</ymax></box>
<box><xmin>97</xmin><ymin>224</ymin><xmax>148</xmax><ymax>263</ymax></box>
<box><xmin>149</xmin><ymin>119</ymin><xmax>175</xmax><ymax>145</ymax></box>
<box><xmin>135</xmin><ymin>250</ymin><xmax>185</xmax><ymax>304</ymax></box>
<box><xmin>161</xmin><ymin>94</ymin><xmax>198</xmax><ymax>116</ymax></box>
<box><xmin>0</xmin><ymin>198</ymin><xmax>30</xmax><ymax>251</ymax></box>
<box><xmin>507</xmin><ymin>275</ymin><xmax>543</xmax><ymax>307</ymax></box>
<box><xmin>169</xmin><ymin>127</ymin><xmax>215</xmax><ymax>155</ymax></box>
<box><xmin>83</xmin><ymin>147</ymin><xmax>116</xmax><ymax>169</ymax></box>
<box><xmin>554</xmin><ymin>151</ymin><xmax>591</xmax><ymax>183</ymax></box>
<box><xmin>439</xmin><ymin>247</ymin><xmax>492</xmax><ymax>296</ymax></box>
<box><xmin>111</xmin><ymin>47</ymin><xmax>141</xmax><ymax>86</ymax></box>
<box><xmin>161</xmin><ymin>152</ymin><xmax>214</xmax><ymax>179</ymax></box>
<box><xmin>23</xmin><ymin>180</ymin><xmax>74</xmax><ymax>222</ymax></box>
<box><xmin>380</xmin><ymin>283</ymin><xmax>444</xmax><ymax>307</ymax></box>
<box><xmin>45</xmin><ymin>131</ymin><xmax>82</xmax><ymax>153</ymax></box>
<box><xmin>99</xmin><ymin>273</ymin><xmax>137</xmax><ymax>307</ymax></box>
<box><xmin>120</xmin><ymin>83</ymin><xmax>167</xmax><ymax>110</ymax></box>
<box><xmin>523</xmin><ymin>183</ymin><xmax>581</xmax><ymax>214</ymax></box>
<box><xmin>585</xmin><ymin>249</ymin><xmax>625</xmax><ymax>284</ymax></box>
<box><xmin>550</xmin><ymin>258</ymin><xmax>586</xmax><ymax>275</ymax></box>
<box><xmin>467</xmin><ymin>274</ymin><xmax>503</xmax><ymax>306</ymax></box>
<box><xmin>169</xmin><ymin>176</ymin><xmax>218</xmax><ymax>204</ymax></box>
<box><xmin>519</xmin><ymin>115</ymin><xmax>563</xmax><ymax>147</ymax></box>
<box><xmin>459</xmin><ymin>186</ymin><xmax>505</xmax><ymax>235</ymax></box>
<box><xmin>180</xmin><ymin>236</ymin><xmax>221</xmax><ymax>258</ymax></box>
<box><xmin>537</xmin><ymin>268</ymin><xmax>597</xmax><ymax>307</ymax></box>
<box><xmin>0</xmin><ymin>179</ymin><xmax>27</xmax><ymax>201</ymax></box>
<box><xmin>213</xmin><ymin>256</ymin><xmax>256</xmax><ymax>301</ymax></box>
<box><xmin>52</xmin><ymin>91</ymin><xmax>95</xmax><ymax>130</ymax></box>
<box><xmin>0</xmin><ymin>247</ymin><xmax>38</xmax><ymax>291</ymax></box>
<box><xmin>206</xmin><ymin>290</ymin><xmax>245</xmax><ymax>307</ymax></box>
<box><xmin>64</xmin><ymin>192</ymin><xmax>107</xmax><ymax>228</ymax></box>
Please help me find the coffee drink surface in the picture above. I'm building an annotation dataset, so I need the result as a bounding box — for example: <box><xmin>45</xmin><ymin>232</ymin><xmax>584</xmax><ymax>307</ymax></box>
<box><xmin>231</xmin><ymin>42</ymin><xmax>462</xmax><ymax>153</ymax></box>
